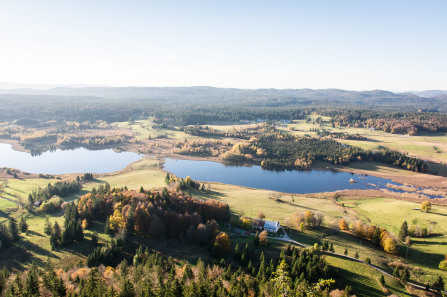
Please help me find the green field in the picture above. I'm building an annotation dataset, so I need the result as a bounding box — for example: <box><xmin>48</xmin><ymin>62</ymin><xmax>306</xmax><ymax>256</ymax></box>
<box><xmin>341</xmin><ymin>197</ymin><xmax>447</xmax><ymax>283</ymax></box>
<box><xmin>112</xmin><ymin>118</ymin><xmax>197</xmax><ymax>141</ymax></box>
<box><xmin>326</xmin><ymin>256</ymin><xmax>412</xmax><ymax>297</ymax></box>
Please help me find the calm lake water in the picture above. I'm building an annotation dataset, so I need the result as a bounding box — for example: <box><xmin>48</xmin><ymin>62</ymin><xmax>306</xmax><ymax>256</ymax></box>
<box><xmin>0</xmin><ymin>143</ymin><xmax>141</xmax><ymax>174</ymax></box>
<box><xmin>164</xmin><ymin>158</ymin><xmax>405</xmax><ymax>194</ymax></box>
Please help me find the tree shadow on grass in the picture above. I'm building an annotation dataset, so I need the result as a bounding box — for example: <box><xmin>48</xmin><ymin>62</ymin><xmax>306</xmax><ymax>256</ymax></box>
<box><xmin>403</xmin><ymin>245</ymin><xmax>444</xmax><ymax>269</ymax></box>
<box><xmin>334</xmin><ymin>265</ymin><xmax>385</xmax><ymax>297</ymax></box>
<box><xmin>26</xmin><ymin>230</ymin><xmax>45</xmax><ymax>237</ymax></box>
<box><xmin>0</xmin><ymin>240</ymin><xmax>60</xmax><ymax>271</ymax></box>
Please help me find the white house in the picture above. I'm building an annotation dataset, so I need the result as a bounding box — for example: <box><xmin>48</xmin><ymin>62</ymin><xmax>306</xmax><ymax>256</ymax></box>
<box><xmin>264</xmin><ymin>220</ymin><xmax>281</xmax><ymax>233</ymax></box>
<box><xmin>252</xmin><ymin>219</ymin><xmax>281</xmax><ymax>233</ymax></box>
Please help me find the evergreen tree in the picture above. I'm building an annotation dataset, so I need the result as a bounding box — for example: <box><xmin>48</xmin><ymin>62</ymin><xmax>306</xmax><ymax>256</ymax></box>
<box><xmin>271</xmin><ymin>259</ymin><xmax>292</xmax><ymax>296</ymax></box>
<box><xmin>24</xmin><ymin>263</ymin><xmax>39</xmax><ymax>296</ymax></box>
<box><xmin>44</xmin><ymin>217</ymin><xmax>52</xmax><ymax>236</ymax></box>
<box><xmin>8</xmin><ymin>217</ymin><xmax>19</xmax><ymax>242</ymax></box>
<box><xmin>399</xmin><ymin>221</ymin><xmax>409</xmax><ymax>242</ymax></box>
<box><xmin>393</xmin><ymin>266</ymin><xmax>400</xmax><ymax>278</ymax></box>
<box><xmin>330</xmin><ymin>243</ymin><xmax>335</xmax><ymax>252</ymax></box>
<box><xmin>400</xmin><ymin>267</ymin><xmax>410</xmax><ymax>282</ymax></box>
<box><xmin>371</xmin><ymin>227</ymin><xmax>381</xmax><ymax>246</ymax></box>
<box><xmin>379</xmin><ymin>275</ymin><xmax>385</xmax><ymax>286</ymax></box>
<box><xmin>104</xmin><ymin>217</ymin><xmax>112</xmax><ymax>235</ymax></box>
<box><xmin>119</xmin><ymin>279</ymin><xmax>135</xmax><ymax>297</ymax></box>
<box><xmin>432</xmin><ymin>276</ymin><xmax>445</xmax><ymax>292</ymax></box>
<box><xmin>19</xmin><ymin>217</ymin><xmax>28</xmax><ymax>233</ymax></box>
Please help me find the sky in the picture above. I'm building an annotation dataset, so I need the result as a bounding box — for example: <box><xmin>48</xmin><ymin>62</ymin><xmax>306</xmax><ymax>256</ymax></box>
<box><xmin>0</xmin><ymin>0</ymin><xmax>446</xmax><ymax>91</ymax></box>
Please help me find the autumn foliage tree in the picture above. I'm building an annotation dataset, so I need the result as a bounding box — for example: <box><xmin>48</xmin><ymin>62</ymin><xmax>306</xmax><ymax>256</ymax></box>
<box><xmin>215</xmin><ymin>232</ymin><xmax>231</xmax><ymax>252</ymax></box>
<box><xmin>421</xmin><ymin>200</ymin><xmax>431</xmax><ymax>212</ymax></box>
<box><xmin>339</xmin><ymin>219</ymin><xmax>349</xmax><ymax>230</ymax></box>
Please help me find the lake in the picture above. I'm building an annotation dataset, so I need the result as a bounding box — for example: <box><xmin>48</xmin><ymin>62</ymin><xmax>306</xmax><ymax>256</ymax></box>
<box><xmin>0</xmin><ymin>143</ymin><xmax>141</xmax><ymax>174</ymax></box>
<box><xmin>163</xmin><ymin>158</ymin><xmax>406</xmax><ymax>194</ymax></box>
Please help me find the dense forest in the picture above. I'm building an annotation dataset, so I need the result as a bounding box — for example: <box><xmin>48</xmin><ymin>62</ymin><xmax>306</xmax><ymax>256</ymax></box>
<box><xmin>0</xmin><ymin>245</ymin><xmax>341</xmax><ymax>297</ymax></box>
<box><xmin>1</xmin><ymin>87</ymin><xmax>447</xmax><ymax>132</ymax></box>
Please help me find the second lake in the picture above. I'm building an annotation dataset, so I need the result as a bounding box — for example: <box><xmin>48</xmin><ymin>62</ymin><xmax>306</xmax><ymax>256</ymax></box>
<box><xmin>163</xmin><ymin>158</ymin><xmax>405</xmax><ymax>194</ymax></box>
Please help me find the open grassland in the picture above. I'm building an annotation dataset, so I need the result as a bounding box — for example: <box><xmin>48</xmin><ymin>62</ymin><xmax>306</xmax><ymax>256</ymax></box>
<box><xmin>190</xmin><ymin>183</ymin><xmax>351</xmax><ymax>223</ymax></box>
<box><xmin>112</xmin><ymin>118</ymin><xmax>197</xmax><ymax>141</ymax></box>
<box><xmin>341</xmin><ymin>197</ymin><xmax>447</xmax><ymax>283</ymax></box>
<box><xmin>2</xmin><ymin>177</ymin><xmax>61</xmax><ymax>202</ymax></box>
<box><xmin>326</xmin><ymin>256</ymin><xmax>412</xmax><ymax>297</ymax></box>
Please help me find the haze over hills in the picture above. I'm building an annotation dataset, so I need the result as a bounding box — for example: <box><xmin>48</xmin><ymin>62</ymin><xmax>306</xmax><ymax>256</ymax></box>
<box><xmin>0</xmin><ymin>85</ymin><xmax>446</xmax><ymax>112</ymax></box>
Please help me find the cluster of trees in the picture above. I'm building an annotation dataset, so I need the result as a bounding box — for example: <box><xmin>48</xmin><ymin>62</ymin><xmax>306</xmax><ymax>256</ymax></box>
<box><xmin>321</xmin><ymin>109</ymin><xmax>447</xmax><ymax>135</ymax></box>
<box><xmin>165</xmin><ymin>173</ymin><xmax>209</xmax><ymax>192</ymax></box>
<box><xmin>28</xmin><ymin>180</ymin><xmax>81</xmax><ymax>204</ymax></box>
<box><xmin>50</xmin><ymin>202</ymin><xmax>84</xmax><ymax>249</ymax></box>
<box><xmin>313</xmin><ymin>129</ymin><xmax>367</xmax><ymax>141</ymax></box>
<box><xmin>77</xmin><ymin>186</ymin><xmax>230</xmax><ymax>244</ymax></box>
<box><xmin>0</xmin><ymin>240</ymin><xmax>342</xmax><ymax>296</ymax></box>
<box><xmin>173</xmin><ymin>139</ymin><xmax>230</xmax><ymax>157</ymax></box>
<box><xmin>400</xmin><ymin>221</ymin><xmax>430</xmax><ymax>239</ymax></box>
<box><xmin>182</xmin><ymin>125</ymin><xmax>252</xmax><ymax>139</ymax></box>
<box><xmin>38</xmin><ymin>196</ymin><xmax>64</xmax><ymax>213</ymax></box>
<box><xmin>0</xmin><ymin>217</ymin><xmax>21</xmax><ymax>250</ymax></box>
<box><xmin>77</xmin><ymin>173</ymin><xmax>94</xmax><ymax>181</ymax></box>
<box><xmin>339</xmin><ymin>219</ymin><xmax>398</xmax><ymax>254</ymax></box>
<box><xmin>226</xmin><ymin>134</ymin><xmax>428</xmax><ymax>172</ymax></box>
<box><xmin>289</xmin><ymin>210</ymin><xmax>324</xmax><ymax>230</ymax></box>
<box><xmin>57</xmin><ymin>134</ymin><xmax>130</xmax><ymax>148</ymax></box>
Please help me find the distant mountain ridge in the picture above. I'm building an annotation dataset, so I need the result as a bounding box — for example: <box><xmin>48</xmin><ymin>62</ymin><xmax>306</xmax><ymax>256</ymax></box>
<box><xmin>0</xmin><ymin>86</ymin><xmax>446</xmax><ymax>112</ymax></box>
<box><xmin>407</xmin><ymin>90</ymin><xmax>447</xmax><ymax>98</ymax></box>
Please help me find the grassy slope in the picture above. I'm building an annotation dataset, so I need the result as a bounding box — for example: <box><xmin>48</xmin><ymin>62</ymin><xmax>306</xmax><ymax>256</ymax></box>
<box><xmin>326</xmin><ymin>256</ymin><xmax>411</xmax><ymax>297</ymax></box>
<box><xmin>113</xmin><ymin>118</ymin><xmax>197</xmax><ymax>141</ymax></box>
<box><xmin>341</xmin><ymin>197</ymin><xmax>447</xmax><ymax>283</ymax></box>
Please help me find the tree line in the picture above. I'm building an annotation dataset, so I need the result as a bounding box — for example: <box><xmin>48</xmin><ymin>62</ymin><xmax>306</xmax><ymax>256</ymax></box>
<box><xmin>228</xmin><ymin>134</ymin><xmax>428</xmax><ymax>172</ymax></box>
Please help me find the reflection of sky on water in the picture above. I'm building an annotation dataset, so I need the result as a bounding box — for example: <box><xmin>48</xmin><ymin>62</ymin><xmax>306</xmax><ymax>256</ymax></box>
<box><xmin>0</xmin><ymin>143</ymin><xmax>141</xmax><ymax>174</ymax></box>
<box><xmin>164</xmin><ymin>158</ymin><xmax>443</xmax><ymax>198</ymax></box>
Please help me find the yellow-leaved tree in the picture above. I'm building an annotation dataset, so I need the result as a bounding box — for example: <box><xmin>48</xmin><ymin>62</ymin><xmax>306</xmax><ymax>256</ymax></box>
<box><xmin>215</xmin><ymin>232</ymin><xmax>231</xmax><ymax>252</ymax></box>
<box><xmin>109</xmin><ymin>209</ymin><xmax>126</xmax><ymax>232</ymax></box>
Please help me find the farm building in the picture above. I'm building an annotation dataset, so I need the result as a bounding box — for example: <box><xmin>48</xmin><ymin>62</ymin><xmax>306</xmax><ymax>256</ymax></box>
<box><xmin>252</xmin><ymin>219</ymin><xmax>281</xmax><ymax>233</ymax></box>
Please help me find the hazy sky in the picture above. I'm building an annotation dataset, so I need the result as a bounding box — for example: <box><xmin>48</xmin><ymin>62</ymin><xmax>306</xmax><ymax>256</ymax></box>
<box><xmin>1</xmin><ymin>0</ymin><xmax>446</xmax><ymax>90</ymax></box>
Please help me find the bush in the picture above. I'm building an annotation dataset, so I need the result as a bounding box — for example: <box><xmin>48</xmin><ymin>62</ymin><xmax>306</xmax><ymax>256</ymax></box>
<box><xmin>39</xmin><ymin>196</ymin><xmax>63</xmax><ymax>213</ymax></box>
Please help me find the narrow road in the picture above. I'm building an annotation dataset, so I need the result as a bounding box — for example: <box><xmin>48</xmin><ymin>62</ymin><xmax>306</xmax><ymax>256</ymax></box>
<box><xmin>273</xmin><ymin>227</ymin><xmax>433</xmax><ymax>293</ymax></box>
<box><xmin>0</xmin><ymin>195</ymin><xmax>23</xmax><ymax>206</ymax></box>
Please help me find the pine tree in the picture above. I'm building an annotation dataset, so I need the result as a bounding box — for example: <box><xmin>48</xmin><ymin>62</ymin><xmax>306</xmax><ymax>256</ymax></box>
<box><xmin>19</xmin><ymin>217</ymin><xmax>28</xmax><ymax>233</ymax></box>
<box><xmin>8</xmin><ymin>217</ymin><xmax>19</xmax><ymax>242</ymax></box>
<box><xmin>24</xmin><ymin>263</ymin><xmax>39</xmax><ymax>296</ymax></box>
<box><xmin>104</xmin><ymin>217</ymin><xmax>112</xmax><ymax>235</ymax></box>
<box><xmin>379</xmin><ymin>275</ymin><xmax>385</xmax><ymax>286</ymax></box>
<box><xmin>399</xmin><ymin>221</ymin><xmax>408</xmax><ymax>242</ymax></box>
<box><xmin>119</xmin><ymin>279</ymin><xmax>135</xmax><ymax>297</ymax></box>
<box><xmin>432</xmin><ymin>276</ymin><xmax>445</xmax><ymax>292</ymax></box>
<box><xmin>393</xmin><ymin>266</ymin><xmax>400</xmax><ymax>278</ymax></box>
<box><xmin>271</xmin><ymin>259</ymin><xmax>292</xmax><ymax>296</ymax></box>
<box><xmin>330</xmin><ymin>243</ymin><xmax>335</xmax><ymax>252</ymax></box>
<box><xmin>371</xmin><ymin>227</ymin><xmax>381</xmax><ymax>246</ymax></box>
<box><xmin>400</xmin><ymin>267</ymin><xmax>410</xmax><ymax>282</ymax></box>
<box><xmin>44</xmin><ymin>217</ymin><xmax>52</xmax><ymax>236</ymax></box>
